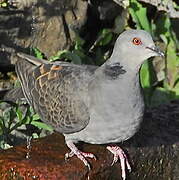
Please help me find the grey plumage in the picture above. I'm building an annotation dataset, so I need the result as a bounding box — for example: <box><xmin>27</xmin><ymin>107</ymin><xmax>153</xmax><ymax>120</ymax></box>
<box><xmin>15</xmin><ymin>29</ymin><xmax>164</xmax><ymax>179</ymax></box>
<box><xmin>16</xmin><ymin>57</ymin><xmax>97</xmax><ymax>134</ymax></box>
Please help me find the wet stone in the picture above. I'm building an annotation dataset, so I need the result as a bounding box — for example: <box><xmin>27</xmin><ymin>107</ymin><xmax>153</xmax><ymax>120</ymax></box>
<box><xmin>0</xmin><ymin>133</ymin><xmax>119</xmax><ymax>180</ymax></box>
<box><xmin>0</xmin><ymin>100</ymin><xmax>179</xmax><ymax>179</ymax></box>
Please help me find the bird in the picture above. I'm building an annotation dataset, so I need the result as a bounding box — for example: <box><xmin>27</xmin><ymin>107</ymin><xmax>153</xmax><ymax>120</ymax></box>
<box><xmin>14</xmin><ymin>29</ymin><xmax>164</xmax><ymax>180</ymax></box>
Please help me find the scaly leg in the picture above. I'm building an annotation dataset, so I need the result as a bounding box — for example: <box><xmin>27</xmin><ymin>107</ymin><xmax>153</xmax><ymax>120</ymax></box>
<box><xmin>106</xmin><ymin>145</ymin><xmax>131</xmax><ymax>180</ymax></box>
<box><xmin>65</xmin><ymin>140</ymin><xmax>96</xmax><ymax>170</ymax></box>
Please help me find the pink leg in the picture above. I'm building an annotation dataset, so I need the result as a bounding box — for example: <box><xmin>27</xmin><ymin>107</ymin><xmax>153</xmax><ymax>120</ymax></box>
<box><xmin>65</xmin><ymin>140</ymin><xmax>96</xmax><ymax>170</ymax></box>
<box><xmin>106</xmin><ymin>145</ymin><xmax>131</xmax><ymax>180</ymax></box>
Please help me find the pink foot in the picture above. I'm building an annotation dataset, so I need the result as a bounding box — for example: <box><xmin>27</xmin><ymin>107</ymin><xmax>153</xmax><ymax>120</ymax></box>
<box><xmin>65</xmin><ymin>141</ymin><xmax>96</xmax><ymax>170</ymax></box>
<box><xmin>106</xmin><ymin>145</ymin><xmax>131</xmax><ymax>180</ymax></box>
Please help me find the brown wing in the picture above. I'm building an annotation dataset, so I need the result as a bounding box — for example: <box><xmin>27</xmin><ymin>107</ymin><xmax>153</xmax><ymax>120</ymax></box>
<box><xmin>15</xmin><ymin>57</ymin><xmax>96</xmax><ymax>134</ymax></box>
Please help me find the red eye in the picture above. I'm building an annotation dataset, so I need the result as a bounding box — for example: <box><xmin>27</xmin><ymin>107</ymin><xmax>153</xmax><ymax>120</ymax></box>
<box><xmin>132</xmin><ymin>37</ymin><xmax>142</xmax><ymax>45</ymax></box>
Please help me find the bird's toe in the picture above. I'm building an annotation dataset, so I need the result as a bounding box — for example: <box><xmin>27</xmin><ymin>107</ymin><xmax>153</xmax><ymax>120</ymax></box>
<box><xmin>107</xmin><ymin>145</ymin><xmax>131</xmax><ymax>180</ymax></box>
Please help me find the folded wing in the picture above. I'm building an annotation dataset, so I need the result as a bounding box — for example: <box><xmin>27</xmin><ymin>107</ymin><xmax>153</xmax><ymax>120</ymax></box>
<box><xmin>16</xmin><ymin>53</ymin><xmax>97</xmax><ymax>134</ymax></box>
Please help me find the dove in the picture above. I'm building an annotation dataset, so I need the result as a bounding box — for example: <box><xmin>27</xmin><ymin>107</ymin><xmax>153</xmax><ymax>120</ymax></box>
<box><xmin>15</xmin><ymin>29</ymin><xmax>164</xmax><ymax>179</ymax></box>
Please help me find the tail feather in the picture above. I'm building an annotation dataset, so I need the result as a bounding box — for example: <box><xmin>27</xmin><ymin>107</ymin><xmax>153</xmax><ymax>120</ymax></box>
<box><xmin>15</xmin><ymin>55</ymin><xmax>37</xmax><ymax>105</ymax></box>
<box><xmin>17</xmin><ymin>53</ymin><xmax>49</xmax><ymax>66</ymax></box>
<box><xmin>0</xmin><ymin>53</ymin><xmax>47</xmax><ymax>104</ymax></box>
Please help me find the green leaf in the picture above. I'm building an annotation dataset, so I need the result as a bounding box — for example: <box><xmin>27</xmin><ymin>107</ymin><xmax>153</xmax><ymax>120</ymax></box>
<box><xmin>140</xmin><ymin>61</ymin><xmax>156</xmax><ymax>88</ymax></box>
<box><xmin>49</xmin><ymin>55</ymin><xmax>61</xmax><ymax>61</ymax></box>
<box><xmin>98</xmin><ymin>29</ymin><xmax>113</xmax><ymax>46</ymax></box>
<box><xmin>129</xmin><ymin>0</ymin><xmax>151</xmax><ymax>32</ymax></box>
<box><xmin>50</xmin><ymin>50</ymin><xmax>82</xmax><ymax>64</ymax></box>
<box><xmin>0</xmin><ymin>2</ymin><xmax>8</xmax><ymax>8</ymax></box>
<box><xmin>31</xmin><ymin>121</ymin><xmax>53</xmax><ymax>131</ymax></box>
<box><xmin>160</xmin><ymin>34</ymin><xmax>168</xmax><ymax>45</ymax></box>
<box><xmin>171</xmin><ymin>86</ymin><xmax>179</xmax><ymax>98</ymax></box>
<box><xmin>32</xmin><ymin>114</ymin><xmax>40</xmax><ymax>121</ymax></box>
<box><xmin>155</xmin><ymin>15</ymin><xmax>171</xmax><ymax>37</ymax></box>
<box><xmin>66</xmin><ymin>52</ymin><xmax>82</xmax><ymax>64</ymax></box>
<box><xmin>164</xmin><ymin>38</ymin><xmax>179</xmax><ymax>89</ymax></box>
<box><xmin>0</xmin><ymin>140</ymin><xmax>12</xmax><ymax>149</ymax></box>
<box><xmin>8</xmin><ymin>108</ymin><xmax>17</xmax><ymax>129</ymax></box>
<box><xmin>21</xmin><ymin>116</ymin><xmax>31</xmax><ymax>125</ymax></box>
<box><xmin>16</xmin><ymin>107</ymin><xmax>23</xmax><ymax>121</ymax></box>
<box><xmin>32</xmin><ymin>133</ymin><xmax>39</xmax><ymax>139</ymax></box>
<box><xmin>32</xmin><ymin>48</ymin><xmax>44</xmax><ymax>59</ymax></box>
<box><xmin>74</xmin><ymin>34</ymin><xmax>85</xmax><ymax>50</ymax></box>
<box><xmin>140</xmin><ymin>60</ymin><xmax>156</xmax><ymax>106</ymax></box>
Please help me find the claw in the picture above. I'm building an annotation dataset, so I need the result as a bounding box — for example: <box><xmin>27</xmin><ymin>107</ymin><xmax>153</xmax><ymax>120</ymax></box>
<box><xmin>107</xmin><ymin>145</ymin><xmax>131</xmax><ymax>180</ymax></box>
<box><xmin>65</xmin><ymin>141</ymin><xmax>96</xmax><ymax>170</ymax></box>
<box><xmin>65</xmin><ymin>150</ymin><xmax>74</xmax><ymax>160</ymax></box>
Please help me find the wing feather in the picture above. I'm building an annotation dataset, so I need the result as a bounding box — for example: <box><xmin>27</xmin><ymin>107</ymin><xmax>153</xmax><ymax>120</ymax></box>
<box><xmin>16</xmin><ymin>54</ymin><xmax>97</xmax><ymax>134</ymax></box>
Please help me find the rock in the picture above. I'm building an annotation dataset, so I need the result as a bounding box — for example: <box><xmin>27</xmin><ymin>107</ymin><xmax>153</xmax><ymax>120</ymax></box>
<box><xmin>30</xmin><ymin>0</ymin><xmax>88</xmax><ymax>58</ymax></box>
<box><xmin>127</xmin><ymin>100</ymin><xmax>179</xmax><ymax>180</ymax></box>
<box><xmin>0</xmin><ymin>0</ymin><xmax>88</xmax><ymax>67</ymax></box>
<box><xmin>0</xmin><ymin>100</ymin><xmax>179</xmax><ymax>179</ymax></box>
<box><xmin>0</xmin><ymin>133</ymin><xmax>120</xmax><ymax>180</ymax></box>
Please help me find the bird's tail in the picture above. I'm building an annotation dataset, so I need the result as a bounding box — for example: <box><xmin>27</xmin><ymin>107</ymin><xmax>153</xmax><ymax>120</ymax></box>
<box><xmin>0</xmin><ymin>53</ymin><xmax>48</xmax><ymax>104</ymax></box>
<box><xmin>17</xmin><ymin>53</ymin><xmax>49</xmax><ymax>66</ymax></box>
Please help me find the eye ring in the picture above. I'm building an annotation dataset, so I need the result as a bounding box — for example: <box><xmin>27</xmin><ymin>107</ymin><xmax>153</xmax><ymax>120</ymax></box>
<box><xmin>132</xmin><ymin>37</ymin><xmax>142</xmax><ymax>45</ymax></box>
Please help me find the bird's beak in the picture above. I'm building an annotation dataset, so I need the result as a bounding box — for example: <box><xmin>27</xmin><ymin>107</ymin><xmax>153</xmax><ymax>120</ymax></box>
<box><xmin>146</xmin><ymin>46</ymin><xmax>165</xmax><ymax>57</ymax></box>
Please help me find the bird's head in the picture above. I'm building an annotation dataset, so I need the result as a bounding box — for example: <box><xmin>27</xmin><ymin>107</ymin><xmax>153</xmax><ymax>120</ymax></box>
<box><xmin>110</xmin><ymin>29</ymin><xmax>164</xmax><ymax>69</ymax></box>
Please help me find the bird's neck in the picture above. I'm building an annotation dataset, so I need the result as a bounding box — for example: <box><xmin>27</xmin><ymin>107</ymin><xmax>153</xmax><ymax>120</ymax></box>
<box><xmin>99</xmin><ymin>60</ymin><xmax>142</xmax><ymax>83</ymax></box>
<box><xmin>94</xmin><ymin>61</ymin><xmax>141</xmax><ymax>91</ymax></box>
<box><xmin>107</xmin><ymin>53</ymin><xmax>143</xmax><ymax>73</ymax></box>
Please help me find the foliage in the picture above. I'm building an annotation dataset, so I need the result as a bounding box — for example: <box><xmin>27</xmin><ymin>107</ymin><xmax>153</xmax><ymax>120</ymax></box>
<box><xmin>0</xmin><ymin>102</ymin><xmax>53</xmax><ymax>149</ymax></box>
<box><xmin>0</xmin><ymin>0</ymin><xmax>8</xmax><ymax>8</ymax></box>
<box><xmin>48</xmin><ymin>28</ymin><xmax>113</xmax><ymax>65</ymax></box>
<box><xmin>0</xmin><ymin>0</ymin><xmax>17</xmax><ymax>8</ymax></box>
<box><xmin>129</xmin><ymin>0</ymin><xmax>151</xmax><ymax>33</ymax></box>
<box><xmin>31</xmin><ymin>48</ymin><xmax>45</xmax><ymax>59</ymax></box>
<box><xmin>129</xmin><ymin>0</ymin><xmax>179</xmax><ymax>106</ymax></box>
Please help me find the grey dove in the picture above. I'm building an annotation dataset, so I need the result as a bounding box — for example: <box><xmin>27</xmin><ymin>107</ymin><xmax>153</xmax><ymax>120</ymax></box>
<box><xmin>15</xmin><ymin>29</ymin><xmax>164</xmax><ymax>179</ymax></box>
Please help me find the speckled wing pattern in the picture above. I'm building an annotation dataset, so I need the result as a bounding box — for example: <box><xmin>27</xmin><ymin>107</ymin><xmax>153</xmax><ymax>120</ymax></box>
<box><xmin>16</xmin><ymin>56</ymin><xmax>97</xmax><ymax>134</ymax></box>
